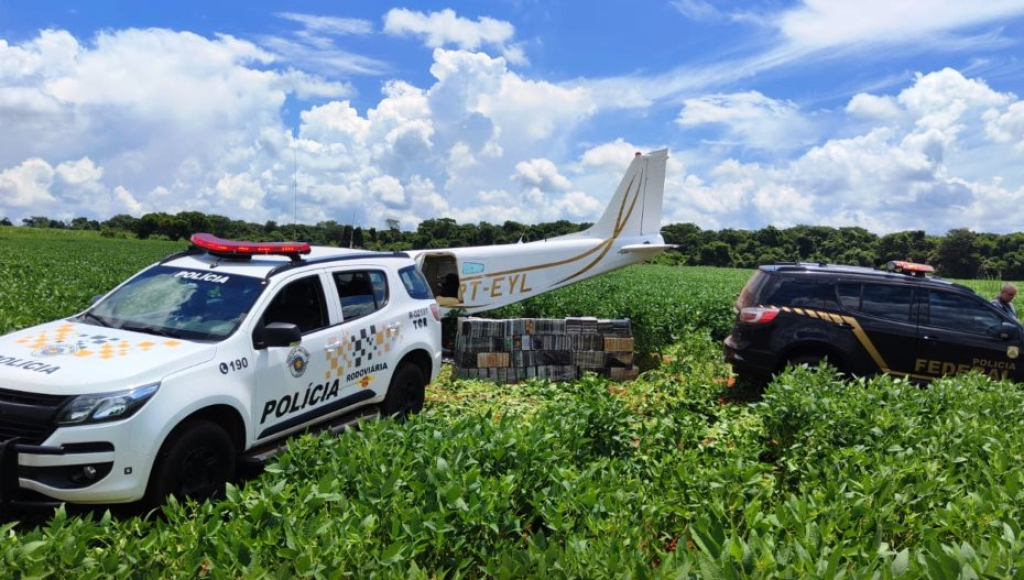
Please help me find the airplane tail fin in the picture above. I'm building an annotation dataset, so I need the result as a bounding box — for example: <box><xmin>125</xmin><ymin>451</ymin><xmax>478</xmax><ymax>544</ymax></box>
<box><xmin>575</xmin><ymin>149</ymin><xmax>668</xmax><ymax>239</ymax></box>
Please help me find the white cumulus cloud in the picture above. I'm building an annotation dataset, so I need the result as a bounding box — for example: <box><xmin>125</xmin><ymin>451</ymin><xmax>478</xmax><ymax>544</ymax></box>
<box><xmin>513</xmin><ymin>159</ymin><xmax>571</xmax><ymax>192</ymax></box>
<box><xmin>384</xmin><ymin>8</ymin><xmax>527</xmax><ymax>65</ymax></box>
<box><xmin>776</xmin><ymin>0</ymin><xmax>1024</xmax><ymax>50</ymax></box>
<box><xmin>677</xmin><ymin>91</ymin><xmax>816</xmax><ymax>151</ymax></box>
<box><xmin>664</xmin><ymin>68</ymin><xmax>1024</xmax><ymax>234</ymax></box>
<box><xmin>369</xmin><ymin>175</ymin><xmax>407</xmax><ymax>207</ymax></box>
<box><xmin>0</xmin><ymin>158</ymin><xmax>56</xmax><ymax>208</ymax></box>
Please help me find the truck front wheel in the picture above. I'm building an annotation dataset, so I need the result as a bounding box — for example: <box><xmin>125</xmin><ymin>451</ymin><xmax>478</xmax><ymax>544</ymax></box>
<box><xmin>382</xmin><ymin>364</ymin><xmax>425</xmax><ymax>419</ymax></box>
<box><xmin>145</xmin><ymin>419</ymin><xmax>236</xmax><ymax>507</ymax></box>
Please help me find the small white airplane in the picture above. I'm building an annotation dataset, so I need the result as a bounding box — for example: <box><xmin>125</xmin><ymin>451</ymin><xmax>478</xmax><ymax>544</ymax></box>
<box><xmin>409</xmin><ymin>149</ymin><xmax>673</xmax><ymax>314</ymax></box>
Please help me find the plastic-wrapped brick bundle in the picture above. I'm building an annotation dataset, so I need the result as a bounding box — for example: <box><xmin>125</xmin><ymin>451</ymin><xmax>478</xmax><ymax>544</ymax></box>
<box><xmin>454</xmin><ymin>317</ymin><xmax>639</xmax><ymax>384</ymax></box>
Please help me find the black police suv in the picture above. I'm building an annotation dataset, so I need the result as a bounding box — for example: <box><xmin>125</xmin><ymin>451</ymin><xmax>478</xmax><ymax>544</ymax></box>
<box><xmin>724</xmin><ymin>261</ymin><xmax>1023</xmax><ymax>383</ymax></box>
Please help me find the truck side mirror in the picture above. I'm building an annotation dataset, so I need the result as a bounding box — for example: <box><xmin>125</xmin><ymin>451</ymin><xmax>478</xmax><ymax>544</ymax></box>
<box><xmin>255</xmin><ymin>322</ymin><xmax>302</xmax><ymax>349</ymax></box>
<box><xmin>997</xmin><ymin>321</ymin><xmax>1019</xmax><ymax>340</ymax></box>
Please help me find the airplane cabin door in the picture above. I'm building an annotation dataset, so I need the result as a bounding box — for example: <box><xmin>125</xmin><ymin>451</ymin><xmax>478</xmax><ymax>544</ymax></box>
<box><xmin>419</xmin><ymin>253</ymin><xmax>460</xmax><ymax>306</ymax></box>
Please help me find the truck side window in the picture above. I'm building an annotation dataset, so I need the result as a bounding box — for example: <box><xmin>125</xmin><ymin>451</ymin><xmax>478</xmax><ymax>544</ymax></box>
<box><xmin>836</xmin><ymin>283</ymin><xmax>861</xmax><ymax>311</ymax></box>
<box><xmin>859</xmin><ymin>284</ymin><xmax>914</xmax><ymax>322</ymax></box>
<box><xmin>335</xmin><ymin>270</ymin><xmax>389</xmax><ymax>320</ymax></box>
<box><xmin>926</xmin><ymin>290</ymin><xmax>1003</xmax><ymax>335</ymax></box>
<box><xmin>399</xmin><ymin>266</ymin><xmax>432</xmax><ymax>299</ymax></box>
<box><xmin>764</xmin><ymin>278</ymin><xmax>833</xmax><ymax>308</ymax></box>
<box><xmin>262</xmin><ymin>276</ymin><xmax>329</xmax><ymax>334</ymax></box>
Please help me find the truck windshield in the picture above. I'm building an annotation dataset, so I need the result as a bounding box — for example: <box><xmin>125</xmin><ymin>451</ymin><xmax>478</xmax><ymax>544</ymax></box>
<box><xmin>83</xmin><ymin>266</ymin><xmax>265</xmax><ymax>341</ymax></box>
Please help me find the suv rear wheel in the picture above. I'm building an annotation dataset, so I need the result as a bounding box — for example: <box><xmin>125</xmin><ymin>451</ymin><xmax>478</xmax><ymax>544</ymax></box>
<box><xmin>781</xmin><ymin>352</ymin><xmax>843</xmax><ymax>374</ymax></box>
<box><xmin>382</xmin><ymin>364</ymin><xmax>425</xmax><ymax>420</ymax></box>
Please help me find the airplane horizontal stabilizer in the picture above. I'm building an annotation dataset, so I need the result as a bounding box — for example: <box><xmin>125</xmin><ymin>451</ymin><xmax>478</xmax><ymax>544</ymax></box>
<box><xmin>618</xmin><ymin>243</ymin><xmax>677</xmax><ymax>254</ymax></box>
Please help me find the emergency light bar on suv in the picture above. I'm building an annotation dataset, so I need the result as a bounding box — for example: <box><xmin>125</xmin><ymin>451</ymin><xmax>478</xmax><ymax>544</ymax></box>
<box><xmin>190</xmin><ymin>233</ymin><xmax>312</xmax><ymax>260</ymax></box>
<box><xmin>885</xmin><ymin>260</ymin><xmax>934</xmax><ymax>276</ymax></box>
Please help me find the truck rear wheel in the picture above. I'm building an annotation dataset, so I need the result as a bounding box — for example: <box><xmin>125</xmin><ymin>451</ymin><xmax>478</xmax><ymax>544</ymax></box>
<box><xmin>787</xmin><ymin>353</ymin><xmax>826</xmax><ymax>368</ymax></box>
<box><xmin>145</xmin><ymin>419</ymin><xmax>235</xmax><ymax>507</ymax></box>
<box><xmin>781</xmin><ymin>352</ymin><xmax>844</xmax><ymax>374</ymax></box>
<box><xmin>382</xmin><ymin>364</ymin><xmax>425</xmax><ymax>420</ymax></box>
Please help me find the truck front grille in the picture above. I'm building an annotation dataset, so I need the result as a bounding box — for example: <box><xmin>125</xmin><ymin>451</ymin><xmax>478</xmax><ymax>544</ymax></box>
<box><xmin>0</xmin><ymin>387</ymin><xmax>72</xmax><ymax>445</ymax></box>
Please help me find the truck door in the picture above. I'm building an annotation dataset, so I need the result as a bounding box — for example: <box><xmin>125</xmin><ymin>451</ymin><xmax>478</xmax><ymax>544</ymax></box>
<box><xmin>915</xmin><ymin>289</ymin><xmax>1021</xmax><ymax>381</ymax></box>
<box><xmin>836</xmin><ymin>282</ymin><xmax>921</xmax><ymax>377</ymax></box>
<box><xmin>251</xmin><ymin>273</ymin><xmax>364</xmax><ymax>443</ymax></box>
<box><xmin>325</xmin><ymin>267</ymin><xmax>402</xmax><ymax>398</ymax></box>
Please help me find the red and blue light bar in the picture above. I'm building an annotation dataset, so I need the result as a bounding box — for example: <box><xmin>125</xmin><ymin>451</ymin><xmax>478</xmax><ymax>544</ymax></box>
<box><xmin>190</xmin><ymin>233</ymin><xmax>311</xmax><ymax>258</ymax></box>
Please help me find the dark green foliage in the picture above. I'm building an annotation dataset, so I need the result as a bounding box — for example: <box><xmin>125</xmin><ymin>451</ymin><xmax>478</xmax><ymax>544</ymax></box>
<box><xmin>0</xmin><ymin>228</ymin><xmax>184</xmax><ymax>334</ymax></box>
<box><xmin>8</xmin><ymin>208</ymin><xmax>1024</xmax><ymax>279</ymax></box>
<box><xmin>935</xmin><ymin>228</ymin><xmax>981</xmax><ymax>278</ymax></box>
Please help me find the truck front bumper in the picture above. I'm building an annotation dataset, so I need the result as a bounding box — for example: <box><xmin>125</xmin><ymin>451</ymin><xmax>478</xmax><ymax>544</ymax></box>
<box><xmin>0</xmin><ymin>439</ymin><xmax>66</xmax><ymax>511</ymax></box>
<box><xmin>0</xmin><ymin>429</ymin><xmax>146</xmax><ymax>508</ymax></box>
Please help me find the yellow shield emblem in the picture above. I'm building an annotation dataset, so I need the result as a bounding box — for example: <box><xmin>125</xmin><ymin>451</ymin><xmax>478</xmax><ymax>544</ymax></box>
<box><xmin>1008</xmin><ymin>346</ymin><xmax>1020</xmax><ymax>360</ymax></box>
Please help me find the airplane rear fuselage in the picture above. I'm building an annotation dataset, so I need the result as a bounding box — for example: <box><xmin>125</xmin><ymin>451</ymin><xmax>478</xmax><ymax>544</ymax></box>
<box><xmin>410</xmin><ymin>149</ymin><xmax>672</xmax><ymax>314</ymax></box>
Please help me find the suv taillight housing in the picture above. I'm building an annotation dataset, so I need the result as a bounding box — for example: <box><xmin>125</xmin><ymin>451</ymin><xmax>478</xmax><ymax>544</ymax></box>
<box><xmin>739</xmin><ymin>306</ymin><xmax>780</xmax><ymax>324</ymax></box>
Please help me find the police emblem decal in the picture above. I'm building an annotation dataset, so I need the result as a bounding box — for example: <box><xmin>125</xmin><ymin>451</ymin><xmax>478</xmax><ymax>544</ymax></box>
<box><xmin>32</xmin><ymin>343</ymin><xmax>80</xmax><ymax>357</ymax></box>
<box><xmin>1009</xmin><ymin>346</ymin><xmax>1020</xmax><ymax>360</ymax></box>
<box><xmin>286</xmin><ymin>346</ymin><xmax>311</xmax><ymax>377</ymax></box>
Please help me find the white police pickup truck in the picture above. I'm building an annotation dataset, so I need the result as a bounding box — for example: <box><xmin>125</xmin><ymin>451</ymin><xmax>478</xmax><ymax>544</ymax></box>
<box><xmin>0</xmin><ymin>234</ymin><xmax>441</xmax><ymax>508</ymax></box>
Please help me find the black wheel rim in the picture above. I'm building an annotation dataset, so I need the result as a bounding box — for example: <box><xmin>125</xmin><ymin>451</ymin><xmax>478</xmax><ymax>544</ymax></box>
<box><xmin>176</xmin><ymin>446</ymin><xmax>221</xmax><ymax>499</ymax></box>
<box><xmin>395</xmin><ymin>373</ymin><xmax>423</xmax><ymax>416</ymax></box>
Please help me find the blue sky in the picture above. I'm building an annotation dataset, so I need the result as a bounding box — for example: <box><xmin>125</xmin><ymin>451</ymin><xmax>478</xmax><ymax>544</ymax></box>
<box><xmin>3</xmin><ymin>1</ymin><xmax>1024</xmax><ymax>234</ymax></box>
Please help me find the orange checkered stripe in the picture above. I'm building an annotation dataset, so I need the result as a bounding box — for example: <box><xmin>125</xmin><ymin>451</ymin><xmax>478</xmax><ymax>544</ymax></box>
<box><xmin>15</xmin><ymin>324</ymin><xmax>182</xmax><ymax>360</ymax></box>
<box><xmin>325</xmin><ymin>325</ymin><xmax>401</xmax><ymax>383</ymax></box>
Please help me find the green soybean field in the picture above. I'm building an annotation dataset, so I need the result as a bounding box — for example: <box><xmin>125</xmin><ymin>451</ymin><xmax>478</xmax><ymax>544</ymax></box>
<box><xmin>5</xmin><ymin>227</ymin><xmax>1024</xmax><ymax>579</ymax></box>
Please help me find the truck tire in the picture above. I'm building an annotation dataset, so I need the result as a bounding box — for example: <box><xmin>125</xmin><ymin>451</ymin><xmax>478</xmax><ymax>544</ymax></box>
<box><xmin>783</xmin><ymin>352</ymin><xmax>843</xmax><ymax>374</ymax></box>
<box><xmin>382</xmin><ymin>364</ymin><xmax>425</xmax><ymax>420</ymax></box>
<box><xmin>787</xmin><ymin>353</ymin><xmax>826</xmax><ymax>368</ymax></box>
<box><xmin>145</xmin><ymin>419</ymin><xmax>235</xmax><ymax>506</ymax></box>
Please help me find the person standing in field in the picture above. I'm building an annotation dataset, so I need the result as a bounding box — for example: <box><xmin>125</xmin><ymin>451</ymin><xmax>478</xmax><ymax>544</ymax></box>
<box><xmin>992</xmin><ymin>282</ymin><xmax>1018</xmax><ymax>319</ymax></box>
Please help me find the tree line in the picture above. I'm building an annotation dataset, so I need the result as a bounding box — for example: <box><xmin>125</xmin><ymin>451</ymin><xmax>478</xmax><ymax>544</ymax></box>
<box><xmin>5</xmin><ymin>212</ymin><xmax>1024</xmax><ymax>279</ymax></box>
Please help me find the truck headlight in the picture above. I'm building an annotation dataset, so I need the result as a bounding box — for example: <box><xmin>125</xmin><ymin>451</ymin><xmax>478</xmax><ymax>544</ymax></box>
<box><xmin>56</xmin><ymin>383</ymin><xmax>160</xmax><ymax>425</ymax></box>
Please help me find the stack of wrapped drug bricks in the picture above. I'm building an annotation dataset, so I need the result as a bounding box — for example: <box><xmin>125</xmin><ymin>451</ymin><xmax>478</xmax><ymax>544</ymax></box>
<box><xmin>454</xmin><ymin>317</ymin><xmax>639</xmax><ymax>383</ymax></box>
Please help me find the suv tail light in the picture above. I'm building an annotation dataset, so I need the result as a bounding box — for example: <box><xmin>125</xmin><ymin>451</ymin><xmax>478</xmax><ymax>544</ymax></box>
<box><xmin>739</xmin><ymin>306</ymin><xmax>780</xmax><ymax>324</ymax></box>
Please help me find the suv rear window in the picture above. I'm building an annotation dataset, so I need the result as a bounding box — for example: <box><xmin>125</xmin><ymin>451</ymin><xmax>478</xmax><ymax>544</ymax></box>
<box><xmin>399</xmin><ymin>265</ymin><xmax>433</xmax><ymax>300</ymax></box>
<box><xmin>762</xmin><ymin>278</ymin><xmax>834</xmax><ymax>308</ymax></box>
